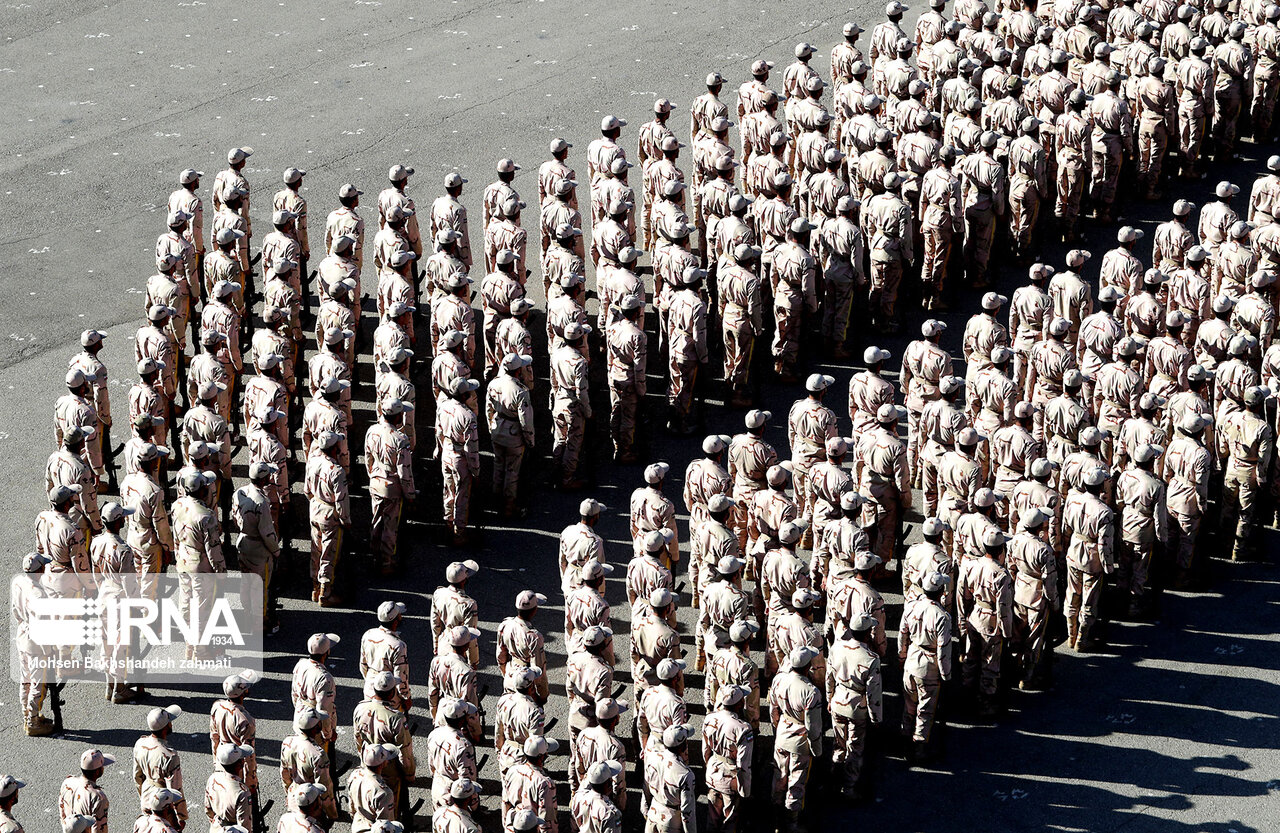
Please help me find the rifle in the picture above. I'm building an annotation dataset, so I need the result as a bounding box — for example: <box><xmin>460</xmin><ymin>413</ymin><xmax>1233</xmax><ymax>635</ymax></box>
<box><xmin>50</xmin><ymin>681</ymin><xmax>67</xmax><ymax>733</ymax></box>
<box><xmin>251</xmin><ymin>792</ymin><xmax>275</xmax><ymax>830</ymax></box>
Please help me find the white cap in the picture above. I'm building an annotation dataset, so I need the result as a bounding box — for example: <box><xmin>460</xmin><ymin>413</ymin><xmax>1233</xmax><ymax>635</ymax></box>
<box><xmin>601</xmin><ymin>115</ymin><xmax>627</xmax><ymax>131</ymax></box>
<box><xmin>146</xmin><ymin>704</ymin><xmax>183</xmax><ymax>732</ymax></box>
<box><xmin>376</xmin><ymin>600</ymin><xmax>407</xmax><ymax>623</ymax></box>
<box><xmin>864</xmin><ymin>345</ymin><xmax>891</xmax><ymax>363</ymax></box>
<box><xmin>216</xmin><ymin>743</ymin><xmax>255</xmax><ymax>766</ymax></box>
<box><xmin>805</xmin><ymin>373</ymin><xmax>835</xmax><ymax>392</ymax></box>
<box><xmin>644</xmin><ymin>462</ymin><xmax>671</xmax><ymax>484</ymax></box>
<box><xmin>307</xmin><ymin>632</ymin><xmax>340</xmax><ymax>654</ymax></box>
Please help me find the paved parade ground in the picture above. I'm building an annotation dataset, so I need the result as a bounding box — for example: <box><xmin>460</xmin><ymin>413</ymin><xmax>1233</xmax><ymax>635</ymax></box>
<box><xmin>2</xmin><ymin>0</ymin><xmax>1279</xmax><ymax>831</ymax></box>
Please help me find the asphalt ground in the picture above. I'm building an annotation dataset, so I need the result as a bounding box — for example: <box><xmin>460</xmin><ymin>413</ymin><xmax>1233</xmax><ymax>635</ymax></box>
<box><xmin>1</xmin><ymin>1</ymin><xmax>1278</xmax><ymax>831</ymax></box>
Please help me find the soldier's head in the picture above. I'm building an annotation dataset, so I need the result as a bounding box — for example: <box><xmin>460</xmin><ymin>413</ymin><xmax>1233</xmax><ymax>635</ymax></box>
<box><xmin>804</xmin><ymin>74</ymin><xmax>826</xmax><ymax>104</ymax></box>
<box><xmin>434</xmin><ymin>227</ymin><xmax>461</xmax><ymax>256</ymax></box>
<box><xmin>550</xmin><ymin>136</ymin><xmax>572</xmax><ymax>162</ymax></box>
<box><xmin>386</xmin><ymin>203</ymin><xmax>412</xmax><ymax>231</ymax></box>
<box><xmin>585</xmin><ymin>759</ymin><xmax>624</xmax><ymax>798</ymax></box>
<box><xmin>600</xmin><ymin>114</ymin><xmax>626</xmax><ymax>140</ymax></box>
<box><xmin>291</xmin><ymin>784</ymin><xmax>328</xmax><ymax>820</ymax></box>
<box><xmin>386</xmin><ymin>346</ymin><xmax>414</xmax><ymax>378</ymax></box>
<box><xmin>805</xmin><ymin>373</ymin><xmax>834</xmax><ymax>404</ymax></box>
<box><xmin>921</xmin><ymin>570</ymin><xmax>950</xmax><ymax>602</ymax></box>
<box><xmin>1029</xmin><ymin>457</ymin><xmax>1057</xmax><ymax>485</ymax></box>
<box><xmin>1014</xmin><ymin>400</ymin><xmax>1039</xmax><ymax>429</ymax></box>
<box><xmin>440</xmin><ymin>696</ymin><xmax>476</xmax><ymax>733</ymax></box>
<box><xmin>770</xmin><ymin>129</ymin><xmax>789</xmax><ymax>160</ymax></box>
<box><xmin>846</xmin><ymin>613</ymin><xmax>878</xmax><ymax>647</ymax></box>
<box><xmin>774</xmin><ymin>171</ymin><xmax>797</xmax><ymax>204</ymax></box>
<box><xmin>837</xmin><ymin>194</ymin><xmax>859</xmax><ymax>221</ymax></box>
<box><xmin>956</xmin><ymin>426</ymin><xmax>982</xmax><ymax>456</ymax></box>
<box><xmin>1215</xmin><ymin>180</ymin><xmax>1239</xmax><ymax>204</ymax></box>
<box><xmin>1064</xmin><ymin>369</ymin><xmax>1086</xmax><ymax>399</ymax></box>
<box><xmin>101</xmin><ymin>501</ymin><xmax>133</xmax><ymax>535</ymax></box>
<box><xmin>515</xmin><ymin>590</ymin><xmax>546</xmax><ymax>625</ymax></box>
<box><xmin>717</xmin><ymin>684</ymin><xmax>750</xmax><ymax>717</ymax></box>
<box><xmin>581</xmin><ymin>558</ymin><xmax>612</xmax><ymax>592</ymax></box>
<box><xmin>745</xmin><ymin>408</ymin><xmax>770</xmax><ymax>437</ymax></box>
<box><xmin>886</xmin><ymin>0</ymin><xmax>906</xmax><ymax>21</ymax></box>
<box><xmin>751</xmin><ymin>58</ymin><xmax>773</xmax><ymax>82</ymax></box>
<box><xmin>563</xmin><ymin>319</ymin><xmax>591</xmax><ymax>349</ymax></box>
<box><xmin>706</xmin><ymin>71</ymin><xmax>724</xmax><ymax>95</ymax></box>
<box><xmin>334</xmin><ymin>183</ymin><xmax>361</xmax><ymax>211</ymax></box>
<box><xmin>974</xmin><ymin>487</ymin><xmax>1004</xmax><ymax>519</ymax></box>
<box><xmin>306</xmin><ymin>631</ymin><xmax>338</xmax><ymax>665</ymax></box>
<box><xmin>78</xmin><ymin>750</ymin><xmax>113</xmax><ymax>784</ymax></box>
<box><xmin>442</xmin><ymin>171</ymin><xmax>466</xmax><ymax>199</ymax></box>
<box><xmin>661</xmin><ymin>723</ymin><xmax>691</xmax><ymax>757</ymax></box>
<box><xmin>224</xmin><ymin>183</ymin><xmax>247</xmax><ymax>211</ymax></box>
<box><xmin>388</xmin><ymin>298</ymin><xmax>417</xmax><ymax>325</ymax></box>
<box><xmin>1133</xmin><ymin>443</ymin><xmax>1164</xmax><ymax>473</ymax></box>
<box><xmin>608</xmin><ymin>198</ymin><xmax>633</xmax><ymax>222</ymax></box>
<box><xmin>982</xmin><ymin>527</ymin><xmax>1010</xmax><ymax>560</ymax></box>
<box><xmin>655</xmin><ymin>654</ymin><xmax>686</xmax><ymax>691</ymax></box>
<box><xmin>715</xmin><ymin>152</ymin><xmax>738</xmax><ymax>181</ymax></box>
<box><xmin>494</xmin><ymin>158</ymin><xmax>520</xmax><ymax>190</ymax></box>
<box><xmin>864</xmin><ymin>344</ymin><xmax>891</xmax><ymax>373</ymax></box>
<box><xmin>502</xmin><ymin>194</ymin><xmax>526</xmax><ymax>222</ymax></box>
<box><xmin>843</xmin><ymin>20</ymin><xmax>863</xmax><ymax>43</ymax></box>
<box><xmin>47</xmin><ymin>483</ymin><xmax>79</xmax><ymax>513</ymax></box>
<box><xmin>221</xmin><ymin>671</ymin><xmax>255</xmax><ymax>705</ymax></box>
<box><xmin>361</xmin><ymin>742</ymin><xmax>398</xmax><ymax>777</ymax></box>
<box><xmin>838</xmin><ymin>490</ymin><xmax>863</xmax><ymax>521</ymax></box>
<box><xmin>1138</xmin><ymin>391</ymin><xmax>1165</xmax><ymax>419</ymax></box>
<box><xmin>708</xmin><ymin>494</ymin><xmax>737</xmax><ymax>526</ymax></box>
<box><xmin>786</xmin><ymin>216</ymin><xmax>814</xmax><ymax>247</ymax></box>
<box><xmin>1083</xmin><ymin>465</ymin><xmax>1109</xmax><ymax>495</ymax></box>
<box><xmin>578</xmin><ymin>496</ymin><xmax>601</xmax><ymax>527</ymax></box>
<box><xmin>650</xmin><ymin>97</ymin><xmax>673</xmax><ymax>126</ymax></box>
<box><xmin>1246</xmin><ymin>385</ymin><xmax>1272</xmax><ymax>415</ymax></box>
<box><xmin>759</xmin><ymin>87</ymin><xmax>780</xmax><ymax>116</ymax></box>
<box><xmin>1187</xmin><ymin>363</ymin><xmax>1213</xmax><ymax>396</ymax></box>
<box><xmin>921</xmin><ymin>516</ymin><xmax>948</xmax><ymax>546</ymax></box>
<box><xmin>852</xmin><ymin>550</ymin><xmax>882</xmax><ymax>579</ymax></box>
<box><xmin>790</xmin><ymin>587</ymin><xmax>819</xmax><ymax>621</ymax></box>
<box><xmin>137</xmin><ymin>438</ymin><xmax>169</xmax><ymax>478</ymax></box>
<box><xmin>445</xmin><ymin>558</ymin><xmax>479</xmax><ymax>590</ymax></box>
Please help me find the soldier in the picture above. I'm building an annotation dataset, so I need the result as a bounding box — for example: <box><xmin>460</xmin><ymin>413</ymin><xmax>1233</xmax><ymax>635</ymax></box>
<box><xmin>350</xmin><ymin>744</ymin><xmax>398</xmax><ymax>832</ymax></box>
<box><xmin>502</xmin><ymin>735</ymin><xmax>558</xmax><ymax>833</ymax></box>
<box><xmin>1116</xmin><ymin>443</ymin><xmax>1170</xmax><ymax>616</ymax></box>
<box><xmin>700</xmin><ymin>685</ymin><xmax>753</xmax><ymax>833</ymax></box>
<box><xmin>824</xmin><ymin>614</ymin><xmax>882</xmax><ymax>799</ymax></box>
<box><xmin>636</xmin><ymin>629</ymin><xmax>686</xmax><ymax>740</ymax></box>
<box><xmin>482</xmin><ymin>353</ymin><xmax>532</xmax><ymax>515</ymax></box>
<box><xmin>431</xmin><ymin>561</ymin><xmax>481</xmax><ymax>666</ymax></box>
<box><xmin>277</xmin><ymin>784</ymin><xmax>328</xmax><ymax>833</ymax></box>
<box><xmin>957</xmin><ymin>528</ymin><xmax>1015</xmax><ymax>714</ymax></box>
<box><xmin>427</xmin><ymin>633</ymin><xmax>482</xmax><ymax>726</ymax></box>
<box><xmin>898</xmin><ymin>572</ymin><xmax>953</xmax><ymax>761</ymax></box>
<box><xmin>1166</xmin><ymin>412</ymin><xmax>1213</xmax><ymax>587</ymax></box>
<box><xmin>303</xmin><ymin>430</ymin><xmax>349</xmax><ymax>606</ymax></box>
<box><xmin>684</xmin><ymin>435</ymin><xmax>732</xmax><ymax>607</ymax></box>
<box><xmin>728</xmin><ymin>410</ymin><xmax>779</xmax><ymax>554</ymax></box>
<box><xmin>551</xmin><ymin>322</ymin><xmax>592</xmax><ymax>489</ymax></box>
<box><xmin>434</xmin><ymin>779</ymin><xmax>481</xmax><ymax>833</ymax></box>
<box><xmin>495</xmin><ymin>666</ymin><xmax>547</xmax><ymax>781</ymax></box>
<box><xmin>354</xmin><ymin>672</ymin><xmax>416</xmax><ymax>817</ymax></box>
<box><xmin>772</xmin><ymin>218</ymin><xmax>819</xmax><ymax>377</ymax></box>
<box><xmin>718</xmin><ymin>244</ymin><xmax>763</xmax><ymax>406</ymax></box>
<box><xmin>60</xmin><ymin>749</ymin><xmax>113</xmax><ymax>833</ymax></box>
<box><xmin>856</xmin><ymin>403</ymin><xmax>911</xmax><ymax>566</ymax></box>
<box><xmin>1054</xmin><ymin>91</ymin><xmax>1093</xmax><ymax>243</ymax></box>
<box><xmin>952</xmin><ymin>130</ymin><xmax>1004</xmax><ymax>286</ymax></box>
<box><xmin>666</xmin><ymin>267</ymin><xmax>709</xmax><ymax>433</ymax></box>
<box><xmin>205</xmin><ymin>743</ymin><xmax>254</xmax><ymax>833</ymax></box>
<box><xmin>572</xmin><ymin>697</ymin><xmax>627</xmax><ymax>806</ymax></box>
<box><xmin>588</xmin><ymin>115</ymin><xmax>628</xmax><ymax>219</ymax></box>
<box><xmin>558</xmin><ymin>498</ymin><xmax>606</xmax><ymax>602</ymax></box>
<box><xmin>14</xmin><ymin>552</ymin><xmax>55</xmax><ymax>736</ymax></box>
<box><xmin>540</xmin><ymin>137</ymin><xmax>578</xmax><ymax>210</ymax></box>
<box><xmin>364</xmin><ymin>399</ymin><xmax>415</xmax><ymax>573</ymax></box>
<box><xmin>571</xmin><ymin>761</ymin><xmax>625</xmax><ymax>833</ymax></box>
<box><xmin>566</xmin><ymin>625</ymin><xmax>615</xmax><ymax>765</ymax></box>
<box><xmin>213</xmin><ymin>184</ymin><xmax>252</xmax><ymax>284</ymax></box>
<box><xmin>497</xmin><ymin>591</ymin><xmax>550</xmax><ymax>703</ymax></box>
<box><xmin>211</xmin><ymin>673</ymin><xmax>259</xmax><ymax>798</ymax></box>
<box><xmin>359</xmin><ymin>601</ymin><xmax>412</xmax><ymax>713</ymax></box>
<box><xmin>1221</xmin><ymin>386</ymin><xmax>1275</xmax><ymax>559</ymax></box>
<box><xmin>133</xmin><ymin>706</ymin><xmax>185</xmax><ymax>823</ymax></box>
<box><xmin>437</xmin><ymin>377</ymin><xmax>481</xmax><ymax>545</ymax></box>
<box><xmin>641</xmin><ymin>724</ymin><xmax>695</xmax><ymax>833</ymax></box>
<box><xmin>768</xmin><ymin>647</ymin><xmax>822</xmax><ymax>832</ymax></box>
<box><xmin>426</xmin><ymin>699</ymin><xmax>480</xmax><ymax>810</ymax></box>
<box><xmin>292</xmin><ymin>632</ymin><xmax>340</xmax><ymax>758</ymax></box>
<box><xmin>1212</xmin><ymin>22</ymin><xmax>1251</xmax><ymax>160</ymax></box>
<box><xmin>432</xmin><ymin>172</ymin><xmax>474</xmax><ymax>270</ymax></box>
<box><xmin>902</xmin><ymin>516</ymin><xmax>953</xmax><ymax>607</ymax></box>
<box><xmin>1062</xmin><ymin>467</ymin><xmax>1116</xmax><ymax>650</ymax></box>
<box><xmin>566</xmin><ymin>563</ymin><xmax>613</xmax><ymax>650</ymax></box>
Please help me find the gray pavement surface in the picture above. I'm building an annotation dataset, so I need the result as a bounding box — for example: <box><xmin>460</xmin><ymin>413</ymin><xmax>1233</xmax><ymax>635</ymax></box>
<box><xmin>2</xmin><ymin>1</ymin><xmax>1278</xmax><ymax>831</ymax></box>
